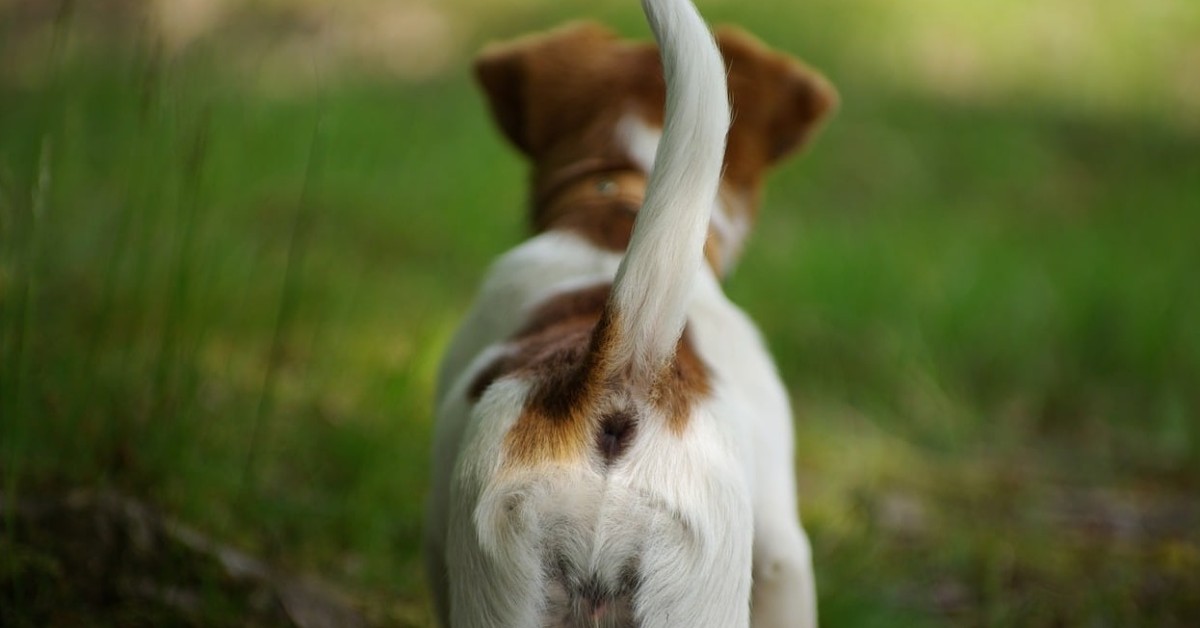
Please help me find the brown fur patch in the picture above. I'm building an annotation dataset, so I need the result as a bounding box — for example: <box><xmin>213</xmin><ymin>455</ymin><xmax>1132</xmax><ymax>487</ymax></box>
<box><xmin>517</xmin><ymin>283</ymin><xmax>613</xmax><ymax>338</ymax></box>
<box><xmin>504</xmin><ymin>323</ymin><xmax>602</xmax><ymax>463</ymax></box>
<box><xmin>469</xmin><ymin>284</ymin><xmax>709</xmax><ymax>465</ymax></box>
<box><xmin>654</xmin><ymin>328</ymin><xmax>712</xmax><ymax>435</ymax></box>
<box><xmin>504</xmin><ymin>294</ymin><xmax>617</xmax><ymax>465</ymax></box>
<box><xmin>467</xmin><ymin>283</ymin><xmax>610</xmax><ymax>406</ymax></box>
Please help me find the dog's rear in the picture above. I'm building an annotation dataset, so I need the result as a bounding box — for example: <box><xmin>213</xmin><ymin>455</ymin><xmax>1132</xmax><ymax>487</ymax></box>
<box><xmin>426</xmin><ymin>0</ymin><xmax>835</xmax><ymax>625</ymax></box>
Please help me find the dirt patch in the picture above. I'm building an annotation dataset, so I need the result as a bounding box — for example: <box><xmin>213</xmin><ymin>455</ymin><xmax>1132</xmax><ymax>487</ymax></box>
<box><xmin>1</xmin><ymin>490</ymin><xmax>366</xmax><ymax>628</ymax></box>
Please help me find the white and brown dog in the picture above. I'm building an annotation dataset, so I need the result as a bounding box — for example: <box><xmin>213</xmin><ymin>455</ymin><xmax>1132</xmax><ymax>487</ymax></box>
<box><xmin>424</xmin><ymin>0</ymin><xmax>836</xmax><ymax>625</ymax></box>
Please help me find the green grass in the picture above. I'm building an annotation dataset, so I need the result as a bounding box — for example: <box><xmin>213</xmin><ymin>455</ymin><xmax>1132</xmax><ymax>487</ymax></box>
<box><xmin>2</xmin><ymin>1</ymin><xmax>1199</xmax><ymax>625</ymax></box>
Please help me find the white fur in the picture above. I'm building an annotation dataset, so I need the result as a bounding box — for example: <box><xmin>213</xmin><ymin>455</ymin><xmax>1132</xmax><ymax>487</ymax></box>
<box><xmin>710</xmin><ymin>196</ymin><xmax>752</xmax><ymax>273</ymax></box>
<box><xmin>606</xmin><ymin>0</ymin><xmax>730</xmax><ymax>382</ymax></box>
<box><xmin>424</xmin><ymin>0</ymin><xmax>816</xmax><ymax>625</ymax></box>
<box><xmin>445</xmin><ymin>379</ymin><xmax>754</xmax><ymax>627</ymax></box>
<box><xmin>616</xmin><ymin>113</ymin><xmax>661</xmax><ymax>173</ymax></box>
<box><xmin>426</xmin><ymin>247</ymin><xmax>816</xmax><ymax>628</ymax></box>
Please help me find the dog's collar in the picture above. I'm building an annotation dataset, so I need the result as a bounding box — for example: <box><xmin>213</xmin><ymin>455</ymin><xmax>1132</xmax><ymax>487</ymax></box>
<box><xmin>530</xmin><ymin>157</ymin><xmax>728</xmax><ymax>272</ymax></box>
<box><xmin>532</xmin><ymin>157</ymin><xmax>646</xmax><ymax>231</ymax></box>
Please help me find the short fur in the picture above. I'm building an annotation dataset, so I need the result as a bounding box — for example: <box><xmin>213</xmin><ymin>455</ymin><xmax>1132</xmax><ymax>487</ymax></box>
<box><xmin>424</xmin><ymin>0</ymin><xmax>837</xmax><ymax>626</ymax></box>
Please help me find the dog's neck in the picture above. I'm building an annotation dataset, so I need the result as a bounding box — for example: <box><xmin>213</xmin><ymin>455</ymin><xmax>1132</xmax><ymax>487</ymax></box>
<box><xmin>531</xmin><ymin>155</ymin><xmax>744</xmax><ymax>274</ymax></box>
<box><xmin>532</xmin><ymin>156</ymin><xmax>644</xmax><ymax>253</ymax></box>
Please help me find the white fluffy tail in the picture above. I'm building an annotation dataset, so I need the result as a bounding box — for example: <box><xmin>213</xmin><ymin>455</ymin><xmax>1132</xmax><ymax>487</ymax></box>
<box><xmin>603</xmin><ymin>0</ymin><xmax>729</xmax><ymax>381</ymax></box>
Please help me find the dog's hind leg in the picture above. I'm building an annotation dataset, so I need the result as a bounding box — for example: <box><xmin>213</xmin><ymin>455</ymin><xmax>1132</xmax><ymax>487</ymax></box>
<box><xmin>748</xmin><ymin>414</ymin><xmax>817</xmax><ymax>628</ymax></box>
<box><xmin>751</xmin><ymin>508</ymin><xmax>817</xmax><ymax>628</ymax></box>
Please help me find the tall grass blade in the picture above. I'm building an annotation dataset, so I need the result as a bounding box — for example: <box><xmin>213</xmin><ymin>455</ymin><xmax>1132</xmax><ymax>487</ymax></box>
<box><xmin>152</xmin><ymin>109</ymin><xmax>211</xmax><ymax>419</ymax></box>
<box><xmin>241</xmin><ymin>117</ymin><xmax>325</xmax><ymax>495</ymax></box>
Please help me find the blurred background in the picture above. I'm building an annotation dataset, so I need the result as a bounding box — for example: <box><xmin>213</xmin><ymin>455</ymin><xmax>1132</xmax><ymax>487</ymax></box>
<box><xmin>1</xmin><ymin>0</ymin><xmax>1198</xmax><ymax>625</ymax></box>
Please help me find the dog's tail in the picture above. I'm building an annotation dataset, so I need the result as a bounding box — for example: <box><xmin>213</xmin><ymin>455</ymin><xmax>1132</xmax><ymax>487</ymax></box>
<box><xmin>599</xmin><ymin>0</ymin><xmax>729</xmax><ymax>382</ymax></box>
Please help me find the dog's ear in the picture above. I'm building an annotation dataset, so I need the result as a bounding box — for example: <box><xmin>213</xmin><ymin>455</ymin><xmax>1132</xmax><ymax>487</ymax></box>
<box><xmin>474</xmin><ymin>22</ymin><xmax>624</xmax><ymax>157</ymax></box>
<box><xmin>716</xmin><ymin>26</ymin><xmax>838</xmax><ymax>167</ymax></box>
<box><xmin>475</xmin><ymin>39</ymin><xmax>530</xmax><ymax>153</ymax></box>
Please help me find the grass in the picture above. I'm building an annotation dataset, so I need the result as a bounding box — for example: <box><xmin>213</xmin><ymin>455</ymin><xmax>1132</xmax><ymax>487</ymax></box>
<box><xmin>2</xmin><ymin>0</ymin><xmax>1199</xmax><ymax>625</ymax></box>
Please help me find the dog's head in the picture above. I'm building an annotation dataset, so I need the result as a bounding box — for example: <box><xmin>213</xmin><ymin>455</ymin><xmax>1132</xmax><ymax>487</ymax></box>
<box><xmin>474</xmin><ymin>21</ymin><xmax>837</xmax><ymax>272</ymax></box>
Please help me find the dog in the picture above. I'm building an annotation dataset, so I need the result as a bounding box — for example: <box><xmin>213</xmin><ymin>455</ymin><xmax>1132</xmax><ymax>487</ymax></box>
<box><xmin>424</xmin><ymin>0</ymin><xmax>836</xmax><ymax>625</ymax></box>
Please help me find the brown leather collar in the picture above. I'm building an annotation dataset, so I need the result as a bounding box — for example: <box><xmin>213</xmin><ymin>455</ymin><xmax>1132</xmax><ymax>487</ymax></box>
<box><xmin>532</xmin><ymin>158</ymin><xmax>646</xmax><ymax>232</ymax></box>
<box><xmin>533</xmin><ymin>157</ymin><xmax>642</xmax><ymax>207</ymax></box>
<box><xmin>530</xmin><ymin>158</ymin><xmax>724</xmax><ymax>271</ymax></box>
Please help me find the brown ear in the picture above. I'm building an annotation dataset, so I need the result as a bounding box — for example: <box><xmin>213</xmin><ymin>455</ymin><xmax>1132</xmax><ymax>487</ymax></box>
<box><xmin>474</xmin><ymin>38</ymin><xmax>531</xmax><ymax>154</ymax></box>
<box><xmin>716</xmin><ymin>26</ymin><xmax>838</xmax><ymax>164</ymax></box>
<box><xmin>473</xmin><ymin>22</ymin><xmax>622</xmax><ymax>157</ymax></box>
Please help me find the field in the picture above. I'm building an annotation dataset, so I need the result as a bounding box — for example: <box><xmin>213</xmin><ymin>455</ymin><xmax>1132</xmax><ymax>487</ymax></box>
<box><xmin>2</xmin><ymin>0</ymin><xmax>1199</xmax><ymax>625</ymax></box>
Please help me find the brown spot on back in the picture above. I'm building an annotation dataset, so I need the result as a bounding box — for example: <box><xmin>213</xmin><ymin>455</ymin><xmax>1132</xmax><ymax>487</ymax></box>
<box><xmin>653</xmin><ymin>326</ymin><xmax>712</xmax><ymax>435</ymax></box>
<box><xmin>466</xmin><ymin>284</ymin><xmax>611</xmax><ymax>463</ymax></box>
<box><xmin>504</xmin><ymin>302</ymin><xmax>619</xmax><ymax>465</ymax></box>
<box><xmin>468</xmin><ymin>283</ymin><xmax>710</xmax><ymax>466</ymax></box>
<box><xmin>468</xmin><ymin>284</ymin><xmax>612</xmax><ymax>404</ymax></box>
<box><xmin>517</xmin><ymin>282</ymin><xmax>612</xmax><ymax>337</ymax></box>
<box><xmin>504</xmin><ymin>324</ymin><xmax>599</xmax><ymax>463</ymax></box>
<box><xmin>468</xmin><ymin>356</ymin><xmax>512</xmax><ymax>401</ymax></box>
